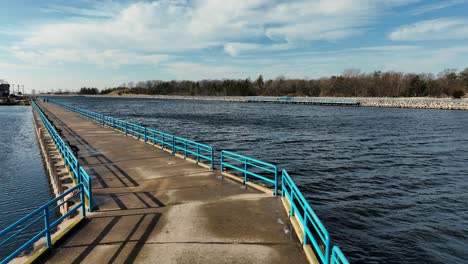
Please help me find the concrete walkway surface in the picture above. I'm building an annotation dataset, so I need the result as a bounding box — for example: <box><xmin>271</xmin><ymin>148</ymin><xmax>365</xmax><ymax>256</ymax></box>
<box><xmin>36</xmin><ymin>101</ymin><xmax>308</xmax><ymax>264</ymax></box>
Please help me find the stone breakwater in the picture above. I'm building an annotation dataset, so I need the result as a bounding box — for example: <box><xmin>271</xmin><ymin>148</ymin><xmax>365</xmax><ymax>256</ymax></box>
<box><xmin>359</xmin><ymin>97</ymin><xmax>468</xmax><ymax>110</ymax></box>
<box><xmin>67</xmin><ymin>94</ymin><xmax>468</xmax><ymax>110</ymax></box>
<box><xmin>136</xmin><ymin>95</ymin><xmax>468</xmax><ymax>110</ymax></box>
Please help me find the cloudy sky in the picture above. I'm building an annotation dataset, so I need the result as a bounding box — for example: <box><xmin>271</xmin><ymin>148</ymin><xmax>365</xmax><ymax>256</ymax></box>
<box><xmin>1</xmin><ymin>0</ymin><xmax>468</xmax><ymax>92</ymax></box>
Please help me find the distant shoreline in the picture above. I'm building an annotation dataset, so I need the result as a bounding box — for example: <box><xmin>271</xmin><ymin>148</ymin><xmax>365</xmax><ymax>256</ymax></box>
<box><xmin>44</xmin><ymin>94</ymin><xmax>468</xmax><ymax>110</ymax></box>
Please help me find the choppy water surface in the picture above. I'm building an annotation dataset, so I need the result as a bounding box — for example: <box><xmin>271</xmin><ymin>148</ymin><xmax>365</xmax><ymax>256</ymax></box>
<box><xmin>58</xmin><ymin>97</ymin><xmax>468</xmax><ymax>263</ymax></box>
<box><xmin>0</xmin><ymin>106</ymin><xmax>52</xmax><ymax>259</ymax></box>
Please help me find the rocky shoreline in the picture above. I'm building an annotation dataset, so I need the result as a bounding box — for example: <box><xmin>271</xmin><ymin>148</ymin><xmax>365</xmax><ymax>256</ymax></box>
<box><xmin>358</xmin><ymin>97</ymin><xmax>468</xmax><ymax>110</ymax></box>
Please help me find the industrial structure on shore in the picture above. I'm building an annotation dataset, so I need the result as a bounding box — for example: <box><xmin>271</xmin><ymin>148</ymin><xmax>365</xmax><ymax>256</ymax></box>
<box><xmin>0</xmin><ymin>80</ymin><xmax>31</xmax><ymax>105</ymax></box>
<box><xmin>0</xmin><ymin>80</ymin><xmax>10</xmax><ymax>99</ymax></box>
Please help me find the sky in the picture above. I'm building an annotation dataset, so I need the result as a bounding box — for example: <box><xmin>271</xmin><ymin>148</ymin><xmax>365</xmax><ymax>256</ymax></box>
<box><xmin>0</xmin><ymin>0</ymin><xmax>468</xmax><ymax>92</ymax></box>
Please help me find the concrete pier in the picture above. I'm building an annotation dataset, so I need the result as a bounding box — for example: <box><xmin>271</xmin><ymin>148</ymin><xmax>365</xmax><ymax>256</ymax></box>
<box><xmin>32</xmin><ymin>108</ymin><xmax>75</xmax><ymax>200</ymax></box>
<box><xmin>34</xmin><ymin>101</ymin><xmax>308</xmax><ymax>263</ymax></box>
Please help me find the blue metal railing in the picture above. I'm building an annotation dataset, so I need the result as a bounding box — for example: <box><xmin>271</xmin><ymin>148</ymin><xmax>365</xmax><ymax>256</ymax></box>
<box><xmin>331</xmin><ymin>245</ymin><xmax>350</xmax><ymax>264</ymax></box>
<box><xmin>48</xmin><ymin>99</ymin><xmax>215</xmax><ymax>170</ymax></box>
<box><xmin>146</xmin><ymin>128</ymin><xmax>175</xmax><ymax>150</ymax></box>
<box><xmin>174</xmin><ymin>136</ymin><xmax>214</xmax><ymax>164</ymax></box>
<box><xmin>282</xmin><ymin>169</ymin><xmax>331</xmax><ymax>264</ymax></box>
<box><xmin>32</xmin><ymin>101</ymin><xmax>93</xmax><ymax>211</ymax></box>
<box><xmin>220</xmin><ymin>150</ymin><xmax>278</xmax><ymax>196</ymax></box>
<box><xmin>218</xmin><ymin>153</ymin><xmax>349</xmax><ymax>263</ymax></box>
<box><xmin>0</xmin><ymin>184</ymin><xmax>86</xmax><ymax>264</ymax></box>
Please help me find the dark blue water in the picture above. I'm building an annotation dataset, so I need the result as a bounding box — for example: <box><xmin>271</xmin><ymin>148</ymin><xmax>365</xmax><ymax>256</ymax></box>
<box><xmin>0</xmin><ymin>106</ymin><xmax>53</xmax><ymax>259</ymax></box>
<box><xmin>56</xmin><ymin>97</ymin><xmax>468</xmax><ymax>263</ymax></box>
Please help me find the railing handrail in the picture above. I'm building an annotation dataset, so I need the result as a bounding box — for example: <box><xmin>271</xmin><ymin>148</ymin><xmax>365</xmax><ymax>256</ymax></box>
<box><xmin>282</xmin><ymin>171</ymin><xmax>329</xmax><ymax>233</ymax></box>
<box><xmin>32</xmin><ymin>101</ymin><xmax>93</xmax><ymax>211</ymax></box>
<box><xmin>221</xmin><ymin>150</ymin><xmax>277</xmax><ymax>171</ymax></box>
<box><xmin>220</xmin><ymin>150</ymin><xmax>278</xmax><ymax>196</ymax></box>
<box><xmin>47</xmin><ymin>99</ymin><xmax>215</xmax><ymax>169</ymax></box>
<box><xmin>331</xmin><ymin>245</ymin><xmax>350</xmax><ymax>264</ymax></box>
<box><xmin>0</xmin><ymin>184</ymin><xmax>81</xmax><ymax>237</ymax></box>
<box><xmin>147</xmin><ymin>128</ymin><xmax>173</xmax><ymax>138</ymax></box>
<box><xmin>0</xmin><ymin>183</ymin><xmax>85</xmax><ymax>264</ymax></box>
<box><xmin>174</xmin><ymin>136</ymin><xmax>212</xmax><ymax>150</ymax></box>
<box><xmin>282</xmin><ymin>169</ymin><xmax>331</xmax><ymax>264</ymax></box>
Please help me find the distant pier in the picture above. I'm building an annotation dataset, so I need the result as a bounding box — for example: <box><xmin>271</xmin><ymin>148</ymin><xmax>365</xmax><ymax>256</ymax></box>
<box><xmin>245</xmin><ymin>97</ymin><xmax>361</xmax><ymax>106</ymax></box>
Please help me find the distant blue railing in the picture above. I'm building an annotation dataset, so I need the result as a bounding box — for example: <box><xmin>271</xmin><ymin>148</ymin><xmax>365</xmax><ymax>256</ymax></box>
<box><xmin>0</xmin><ymin>184</ymin><xmax>86</xmax><ymax>264</ymax></box>
<box><xmin>247</xmin><ymin>97</ymin><xmax>360</xmax><ymax>105</ymax></box>
<box><xmin>48</xmin><ymin>99</ymin><xmax>214</xmax><ymax>169</ymax></box>
<box><xmin>32</xmin><ymin>101</ymin><xmax>93</xmax><ymax>211</ymax></box>
<box><xmin>331</xmin><ymin>245</ymin><xmax>350</xmax><ymax>264</ymax></box>
<box><xmin>220</xmin><ymin>150</ymin><xmax>278</xmax><ymax>196</ymax></box>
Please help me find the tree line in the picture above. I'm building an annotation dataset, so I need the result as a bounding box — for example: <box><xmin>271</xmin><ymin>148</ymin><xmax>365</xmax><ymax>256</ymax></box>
<box><xmin>84</xmin><ymin>68</ymin><xmax>468</xmax><ymax>98</ymax></box>
<box><xmin>78</xmin><ymin>87</ymin><xmax>99</xmax><ymax>95</ymax></box>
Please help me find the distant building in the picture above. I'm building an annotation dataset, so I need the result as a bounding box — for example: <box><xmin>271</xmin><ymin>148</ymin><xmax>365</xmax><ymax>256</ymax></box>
<box><xmin>0</xmin><ymin>81</ymin><xmax>10</xmax><ymax>98</ymax></box>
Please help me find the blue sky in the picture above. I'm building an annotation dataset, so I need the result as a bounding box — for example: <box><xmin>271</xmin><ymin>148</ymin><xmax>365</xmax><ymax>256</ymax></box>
<box><xmin>1</xmin><ymin>0</ymin><xmax>468</xmax><ymax>92</ymax></box>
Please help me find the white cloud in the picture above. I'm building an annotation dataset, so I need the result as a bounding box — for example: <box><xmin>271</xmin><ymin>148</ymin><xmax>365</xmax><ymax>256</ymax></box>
<box><xmin>355</xmin><ymin>45</ymin><xmax>420</xmax><ymax>51</ymax></box>
<box><xmin>9</xmin><ymin>48</ymin><xmax>169</xmax><ymax>68</ymax></box>
<box><xmin>390</xmin><ymin>18</ymin><xmax>468</xmax><ymax>41</ymax></box>
<box><xmin>163</xmin><ymin>61</ymin><xmax>249</xmax><ymax>80</ymax></box>
<box><xmin>383</xmin><ymin>0</ymin><xmax>421</xmax><ymax>5</ymax></box>
<box><xmin>223</xmin><ymin>43</ymin><xmax>263</xmax><ymax>57</ymax></box>
<box><xmin>10</xmin><ymin>0</ymin><xmax>417</xmax><ymax>65</ymax></box>
<box><xmin>7</xmin><ymin>0</ymin><xmax>464</xmax><ymax>91</ymax></box>
<box><xmin>5</xmin><ymin>44</ymin><xmax>468</xmax><ymax>92</ymax></box>
<box><xmin>39</xmin><ymin>3</ymin><xmax>119</xmax><ymax>18</ymax></box>
<box><xmin>162</xmin><ymin>44</ymin><xmax>468</xmax><ymax>81</ymax></box>
<box><xmin>409</xmin><ymin>0</ymin><xmax>467</xmax><ymax>15</ymax></box>
<box><xmin>223</xmin><ymin>42</ymin><xmax>292</xmax><ymax>56</ymax></box>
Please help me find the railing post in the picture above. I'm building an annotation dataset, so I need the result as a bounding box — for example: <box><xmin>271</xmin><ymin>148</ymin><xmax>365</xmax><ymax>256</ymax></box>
<box><xmin>125</xmin><ymin>122</ymin><xmax>128</xmax><ymax>136</ymax></box>
<box><xmin>211</xmin><ymin>148</ymin><xmax>214</xmax><ymax>170</ymax></box>
<box><xmin>88</xmin><ymin>181</ymin><xmax>93</xmax><ymax>212</ymax></box>
<box><xmin>77</xmin><ymin>160</ymin><xmax>81</xmax><ymax>183</ymax></box>
<box><xmin>220</xmin><ymin>152</ymin><xmax>224</xmax><ymax>173</ymax></box>
<box><xmin>303</xmin><ymin>217</ymin><xmax>308</xmax><ymax>245</ymax></box>
<box><xmin>281</xmin><ymin>171</ymin><xmax>285</xmax><ymax>197</ymax></box>
<box><xmin>274</xmin><ymin>166</ymin><xmax>278</xmax><ymax>196</ymax></box>
<box><xmin>44</xmin><ymin>207</ymin><xmax>52</xmax><ymax>247</ymax></box>
<box><xmin>172</xmin><ymin>136</ymin><xmax>176</xmax><ymax>154</ymax></box>
<box><xmin>196</xmin><ymin>145</ymin><xmax>200</xmax><ymax>164</ymax></box>
<box><xmin>290</xmin><ymin>193</ymin><xmax>295</xmax><ymax>217</ymax></box>
<box><xmin>80</xmin><ymin>184</ymin><xmax>86</xmax><ymax>217</ymax></box>
<box><xmin>184</xmin><ymin>141</ymin><xmax>187</xmax><ymax>159</ymax></box>
<box><xmin>244</xmin><ymin>158</ymin><xmax>247</xmax><ymax>184</ymax></box>
<box><xmin>144</xmin><ymin>127</ymin><xmax>147</xmax><ymax>142</ymax></box>
<box><xmin>325</xmin><ymin>242</ymin><xmax>330</xmax><ymax>264</ymax></box>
